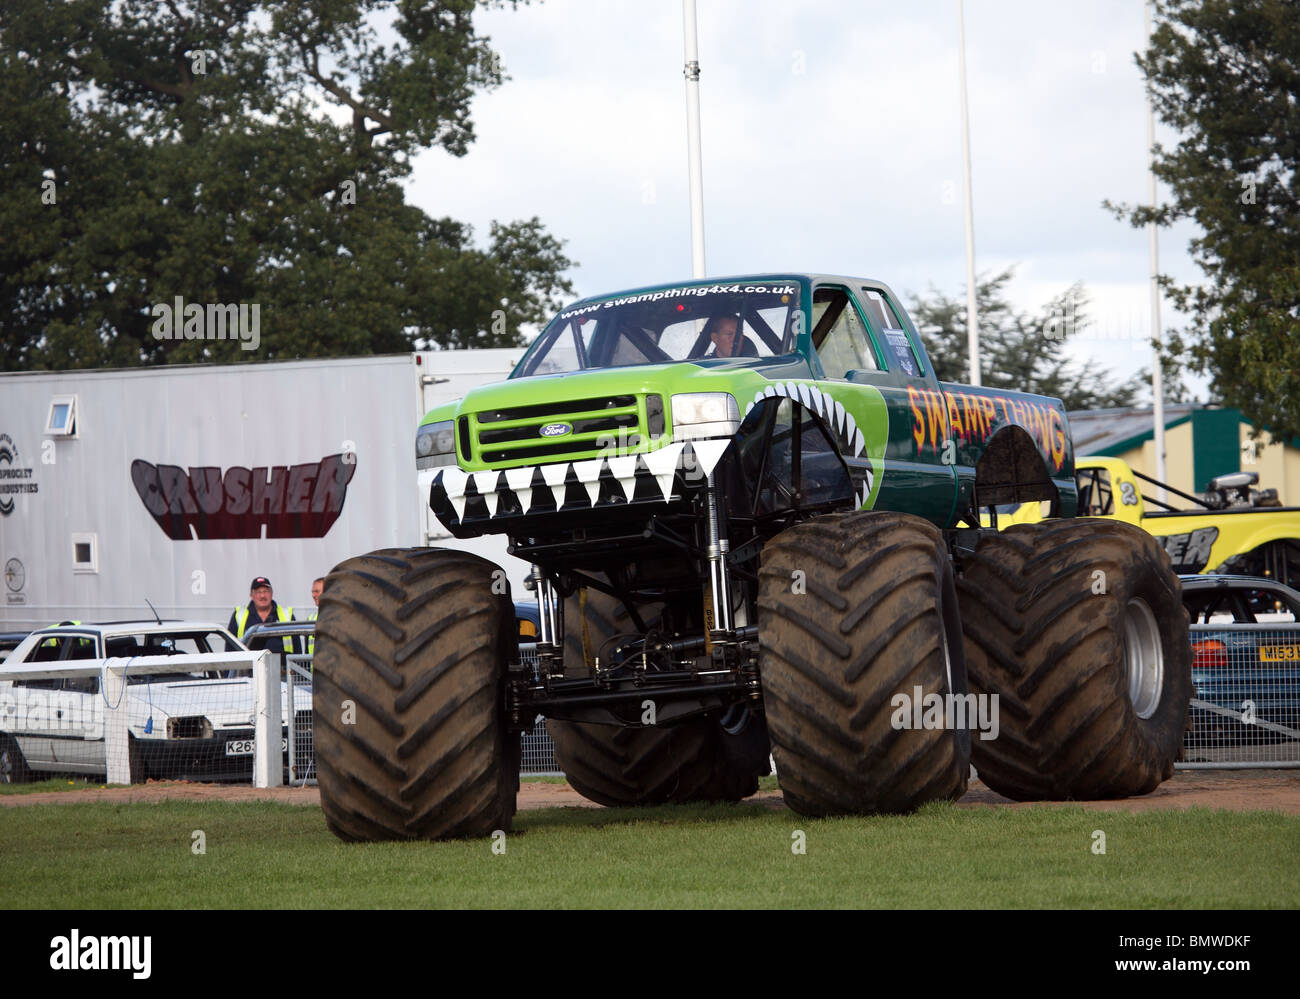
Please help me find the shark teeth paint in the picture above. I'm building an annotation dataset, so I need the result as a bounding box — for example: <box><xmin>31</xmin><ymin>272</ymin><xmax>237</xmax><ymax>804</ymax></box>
<box><xmin>431</xmin><ymin>379</ymin><xmax>879</xmax><ymax>523</ymax></box>
<box><xmin>432</xmin><ymin>439</ymin><xmax>736</xmax><ymax>522</ymax></box>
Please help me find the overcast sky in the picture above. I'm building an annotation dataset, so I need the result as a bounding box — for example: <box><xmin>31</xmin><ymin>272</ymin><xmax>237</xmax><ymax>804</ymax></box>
<box><xmin>408</xmin><ymin>0</ymin><xmax>1208</xmax><ymax>398</ymax></box>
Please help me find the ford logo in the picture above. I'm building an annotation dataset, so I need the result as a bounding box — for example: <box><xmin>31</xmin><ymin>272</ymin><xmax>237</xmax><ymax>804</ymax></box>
<box><xmin>539</xmin><ymin>422</ymin><xmax>572</xmax><ymax>438</ymax></box>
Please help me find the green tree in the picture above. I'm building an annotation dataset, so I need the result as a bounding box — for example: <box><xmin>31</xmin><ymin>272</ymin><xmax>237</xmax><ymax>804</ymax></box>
<box><xmin>0</xmin><ymin>0</ymin><xmax>574</xmax><ymax>370</ymax></box>
<box><xmin>909</xmin><ymin>269</ymin><xmax>1145</xmax><ymax>411</ymax></box>
<box><xmin>1106</xmin><ymin>0</ymin><xmax>1300</xmax><ymax>439</ymax></box>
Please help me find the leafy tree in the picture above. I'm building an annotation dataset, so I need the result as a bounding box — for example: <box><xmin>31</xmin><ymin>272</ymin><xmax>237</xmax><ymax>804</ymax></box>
<box><xmin>1105</xmin><ymin>0</ymin><xmax>1300</xmax><ymax>440</ymax></box>
<box><xmin>0</xmin><ymin>0</ymin><xmax>574</xmax><ymax>369</ymax></box>
<box><xmin>909</xmin><ymin>269</ymin><xmax>1145</xmax><ymax>412</ymax></box>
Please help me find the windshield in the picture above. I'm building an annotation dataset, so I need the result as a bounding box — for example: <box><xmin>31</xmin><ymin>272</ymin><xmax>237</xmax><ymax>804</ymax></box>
<box><xmin>514</xmin><ymin>281</ymin><xmax>803</xmax><ymax>377</ymax></box>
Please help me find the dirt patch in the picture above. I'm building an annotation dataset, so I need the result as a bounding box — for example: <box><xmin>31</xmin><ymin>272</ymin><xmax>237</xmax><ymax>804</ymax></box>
<box><xmin>3</xmin><ymin>769</ymin><xmax>1297</xmax><ymax>814</ymax></box>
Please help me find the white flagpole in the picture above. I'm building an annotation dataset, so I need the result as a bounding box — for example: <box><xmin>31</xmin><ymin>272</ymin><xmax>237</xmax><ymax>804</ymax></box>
<box><xmin>958</xmin><ymin>0</ymin><xmax>980</xmax><ymax>385</ymax></box>
<box><xmin>683</xmin><ymin>0</ymin><xmax>707</xmax><ymax>279</ymax></box>
<box><xmin>1145</xmin><ymin>0</ymin><xmax>1167</xmax><ymax>501</ymax></box>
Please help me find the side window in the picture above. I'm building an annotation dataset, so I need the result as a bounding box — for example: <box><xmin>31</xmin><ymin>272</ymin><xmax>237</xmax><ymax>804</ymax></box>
<box><xmin>860</xmin><ymin>288</ymin><xmax>922</xmax><ymax>377</ymax></box>
<box><xmin>30</xmin><ymin>637</ymin><xmax>75</xmax><ymax>664</ymax></box>
<box><xmin>811</xmin><ymin>288</ymin><xmax>877</xmax><ymax>380</ymax></box>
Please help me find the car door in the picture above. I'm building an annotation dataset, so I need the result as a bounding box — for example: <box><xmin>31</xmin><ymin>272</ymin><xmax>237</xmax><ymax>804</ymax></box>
<box><xmin>809</xmin><ymin>281</ymin><xmax>958</xmax><ymax>524</ymax></box>
<box><xmin>46</xmin><ymin>633</ymin><xmax>102</xmax><ymax>773</ymax></box>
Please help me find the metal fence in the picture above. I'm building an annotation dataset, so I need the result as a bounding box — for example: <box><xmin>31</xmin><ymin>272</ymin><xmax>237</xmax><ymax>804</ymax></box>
<box><xmin>1178</xmin><ymin>623</ymin><xmax>1300</xmax><ymax>769</ymax></box>
<box><xmin>242</xmin><ymin>622</ymin><xmax>318</xmax><ymax>786</ymax></box>
<box><xmin>521</xmin><ymin>716</ymin><xmax>560</xmax><ymax>775</ymax></box>
<box><xmin>243</xmin><ymin>620</ymin><xmax>1300</xmax><ymax>778</ymax></box>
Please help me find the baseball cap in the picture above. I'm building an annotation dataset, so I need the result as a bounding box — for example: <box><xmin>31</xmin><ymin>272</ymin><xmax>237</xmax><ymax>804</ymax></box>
<box><xmin>250</xmin><ymin>576</ymin><xmax>272</xmax><ymax>590</ymax></box>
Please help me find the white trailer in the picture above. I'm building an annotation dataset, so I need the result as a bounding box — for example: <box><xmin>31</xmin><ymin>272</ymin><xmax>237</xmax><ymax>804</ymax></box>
<box><xmin>0</xmin><ymin>351</ymin><xmax>530</xmax><ymax>630</ymax></box>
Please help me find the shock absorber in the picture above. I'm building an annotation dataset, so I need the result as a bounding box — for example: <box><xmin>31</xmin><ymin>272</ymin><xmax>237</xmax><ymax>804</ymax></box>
<box><xmin>531</xmin><ymin>563</ymin><xmax>564</xmax><ymax>674</ymax></box>
<box><xmin>705</xmin><ymin>471</ymin><xmax>735</xmax><ymax>638</ymax></box>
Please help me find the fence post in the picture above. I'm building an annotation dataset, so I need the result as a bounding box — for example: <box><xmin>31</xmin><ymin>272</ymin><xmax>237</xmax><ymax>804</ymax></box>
<box><xmin>103</xmin><ymin>660</ymin><xmax>131</xmax><ymax>786</ymax></box>
<box><xmin>253</xmin><ymin>650</ymin><xmax>282</xmax><ymax>788</ymax></box>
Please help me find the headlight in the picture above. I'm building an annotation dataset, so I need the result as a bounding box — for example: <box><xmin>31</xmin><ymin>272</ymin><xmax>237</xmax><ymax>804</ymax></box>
<box><xmin>670</xmin><ymin>393</ymin><xmax>740</xmax><ymax>439</ymax></box>
<box><xmin>416</xmin><ymin>420</ymin><xmax>457</xmax><ymax>468</ymax></box>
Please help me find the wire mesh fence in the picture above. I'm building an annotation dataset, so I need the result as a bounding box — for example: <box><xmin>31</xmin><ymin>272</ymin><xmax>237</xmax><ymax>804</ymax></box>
<box><xmin>521</xmin><ymin>716</ymin><xmax>560</xmax><ymax>775</ymax></box>
<box><xmin>0</xmin><ymin>650</ymin><xmax>271</xmax><ymax>784</ymax></box>
<box><xmin>1178</xmin><ymin>623</ymin><xmax>1300</xmax><ymax>768</ymax></box>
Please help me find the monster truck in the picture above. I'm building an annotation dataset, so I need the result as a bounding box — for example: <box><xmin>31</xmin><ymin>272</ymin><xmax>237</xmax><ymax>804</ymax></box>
<box><xmin>1000</xmin><ymin>455</ymin><xmax>1300</xmax><ymax>584</ymax></box>
<box><xmin>312</xmin><ymin>274</ymin><xmax>1193</xmax><ymax>841</ymax></box>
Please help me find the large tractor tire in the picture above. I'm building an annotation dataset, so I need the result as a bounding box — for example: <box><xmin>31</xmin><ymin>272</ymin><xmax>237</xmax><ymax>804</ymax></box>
<box><xmin>758</xmin><ymin>510</ymin><xmax>971</xmax><ymax>816</ymax></box>
<box><xmin>547</xmin><ymin>585</ymin><xmax>769</xmax><ymax>806</ymax></box>
<box><xmin>312</xmin><ymin>548</ymin><xmax>519</xmax><ymax>841</ymax></box>
<box><xmin>957</xmin><ymin>519</ymin><xmax>1192</xmax><ymax>800</ymax></box>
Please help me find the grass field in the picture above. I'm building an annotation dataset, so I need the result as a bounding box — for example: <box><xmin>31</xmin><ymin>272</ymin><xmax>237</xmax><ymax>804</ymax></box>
<box><xmin>1</xmin><ymin>796</ymin><xmax>1295</xmax><ymax>908</ymax></box>
<box><xmin>0</xmin><ymin>777</ymin><xmax>106</xmax><ymax>796</ymax></box>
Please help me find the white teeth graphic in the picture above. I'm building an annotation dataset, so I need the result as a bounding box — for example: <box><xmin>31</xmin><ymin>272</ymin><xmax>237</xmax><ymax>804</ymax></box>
<box><xmin>572</xmin><ymin>458</ymin><xmax>604</xmax><ymax>505</ymax></box>
<box><xmin>541</xmin><ymin>463</ymin><xmax>569</xmax><ymax>507</ymax></box>
<box><xmin>505</xmin><ymin>466</ymin><xmax>534</xmax><ymax>513</ymax></box>
<box><xmin>608</xmin><ymin>455</ymin><xmax>639</xmax><ymax>500</ymax></box>
<box><xmin>441</xmin><ymin>468</ymin><xmax>469</xmax><ymax>521</ymax></box>
<box><xmin>435</xmin><ymin>383</ymin><xmax>873</xmax><ymax>523</ymax></box>
<box><xmin>472</xmin><ymin>470</ymin><xmax>501</xmax><ymax>517</ymax></box>
<box><xmin>750</xmin><ymin>381</ymin><xmax>873</xmax><ymax>468</ymax></box>
<box><xmin>691</xmin><ymin>439</ymin><xmax>730</xmax><ymax>479</ymax></box>
<box><xmin>643</xmin><ymin>443</ymin><xmax>685</xmax><ymax>501</ymax></box>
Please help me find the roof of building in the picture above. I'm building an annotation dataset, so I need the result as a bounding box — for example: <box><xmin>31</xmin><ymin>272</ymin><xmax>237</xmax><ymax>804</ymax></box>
<box><xmin>1066</xmin><ymin>404</ymin><xmax>1202</xmax><ymax>456</ymax></box>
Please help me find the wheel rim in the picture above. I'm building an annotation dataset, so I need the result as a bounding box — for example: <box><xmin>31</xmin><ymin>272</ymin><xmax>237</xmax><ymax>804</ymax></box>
<box><xmin>1122</xmin><ymin>597</ymin><xmax>1164</xmax><ymax>719</ymax></box>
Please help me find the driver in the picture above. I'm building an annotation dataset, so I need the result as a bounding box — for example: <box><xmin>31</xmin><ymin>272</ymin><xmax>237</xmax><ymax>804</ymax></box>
<box><xmin>703</xmin><ymin>314</ymin><xmax>758</xmax><ymax>358</ymax></box>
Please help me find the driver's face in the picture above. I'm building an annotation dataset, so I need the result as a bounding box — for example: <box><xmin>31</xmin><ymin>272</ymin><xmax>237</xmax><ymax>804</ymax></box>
<box><xmin>710</xmin><ymin>319</ymin><xmax>740</xmax><ymax>357</ymax></box>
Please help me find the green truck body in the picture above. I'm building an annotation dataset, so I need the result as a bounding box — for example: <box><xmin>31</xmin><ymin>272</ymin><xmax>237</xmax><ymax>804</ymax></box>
<box><xmin>419</xmin><ymin>273</ymin><xmax>1078</xmax><ymax>547</ymax></box>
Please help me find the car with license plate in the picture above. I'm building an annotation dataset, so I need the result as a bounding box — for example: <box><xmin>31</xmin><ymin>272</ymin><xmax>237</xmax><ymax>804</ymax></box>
<box><xmin>1181</xmin><ymin>574</ymin><xmax>1300</xmax><ymax>748</ymax></box>
<box><xmin>0</xmin><ymin>620</ymin><xmax>312</xmax><ymax>783</ymax></box>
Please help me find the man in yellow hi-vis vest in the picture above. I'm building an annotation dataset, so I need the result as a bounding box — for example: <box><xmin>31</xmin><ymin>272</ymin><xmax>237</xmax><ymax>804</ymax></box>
<box><xmin>227</xmin><ymin>576</ymin><xmax>298</xmax><ymax>654</ymax></box>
